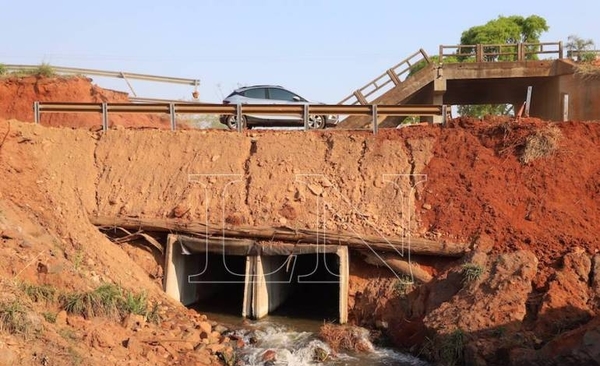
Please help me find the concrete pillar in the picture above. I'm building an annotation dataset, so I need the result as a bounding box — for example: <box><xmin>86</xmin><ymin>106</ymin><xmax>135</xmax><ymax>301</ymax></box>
<box><xmin>338</xmin><ymin>247</ymin><xmax>349</xmax><ymax>324</ymax></box>
<box><xmin>164</xmin><ymin>235</ymin><xmax>200</xmax><ymax>305</ymax></box>
<box><xmin>432</xmin><ymin>78</ymin><xmax>447</xmax><ymax>124</ymax></box>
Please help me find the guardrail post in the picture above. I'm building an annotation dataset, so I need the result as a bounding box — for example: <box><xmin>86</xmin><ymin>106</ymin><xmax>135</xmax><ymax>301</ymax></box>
<box><xmin>169</xmin><ymin>103</ymin><xmax>176</xmax><ymax>131</ymax></box>
<box><xmin>236</xmin><ymin>104</ymin><xmax>243</xmax><ymax>132</ymax></box>
<box><xmin>303</xmin><ymin>104</ymin><xmax>309</xmax><ymax>131</ymax></box>
<box><xmin>34</xmin><ymin>102</ymin><xmax>40</xmax><ymax>124</ymax></box>
<box><xmin>101</xmin><ymin>103</ymin><xmax>108</xmax><ymax>132</ymax></box>
<box><xmin>525</xmin><ymin>86</ymin><xmax>533</xmax><ymax>117</ymax></box>
<box><xmin>476</xmin><ymin>44</ymin><xmax>484</xmax><ymax>62</ymax></box>
<box><xmin>517</xmin><ymin>43</ymin><xmax>524</xmax><ymax>61</ymax></box>
<box><xmin>442</xmin><ymin>105</ymin><xmax>447</xmax><ymax>126</ymax></box>
<box><xmin>558</xmin><ymin>41</ymin><xmax>564</xmax><ymax>59</ymax></box>
<box><xmin>372</xmin><ymin>105</ymin><xmax>378</xmax><ymax>134</ymax></box>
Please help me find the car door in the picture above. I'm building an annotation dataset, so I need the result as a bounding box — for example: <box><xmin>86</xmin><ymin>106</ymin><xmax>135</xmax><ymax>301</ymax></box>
<box><xmin>267</xmin><ymin>87</ymin><xmax>305</xmax><ymax>123</ymax></box>
<box><xmin>240</xmin><ymin>87</ymin><xmax>270</xmax><ymax>121</ymax></box>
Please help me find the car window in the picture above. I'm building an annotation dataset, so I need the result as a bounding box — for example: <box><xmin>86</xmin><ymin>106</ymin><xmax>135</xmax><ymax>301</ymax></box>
<box><xmin>268</xmin><ymin>88</ymin><xmax>300</xmax><ymax>101</ymax></box>
<box><xmin>243</xmin><ymin>88</ymin><xmax>267</xmax><ymax>99</ymax></box>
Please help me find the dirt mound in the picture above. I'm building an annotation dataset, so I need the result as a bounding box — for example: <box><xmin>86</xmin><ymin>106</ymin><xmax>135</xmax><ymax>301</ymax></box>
<box><xmin>0</xmin><ymin>76</ymin><xmax>169</xmax><ymax>129</ymax></box>
<box><xmin>418</xmin><ymin>117</ymin><xmax>600</xmax><ymax>287</ymax></box>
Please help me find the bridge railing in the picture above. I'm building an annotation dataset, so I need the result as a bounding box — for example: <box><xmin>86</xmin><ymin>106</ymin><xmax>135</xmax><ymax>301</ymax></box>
<box><xmin>338</xmin><ymin>49</ymin><xmax>432</xmax><ymax>105</ymax></box>
<box><xmin>33</xmin><ymin>102</ymin><xmax>445</xmax><ymax>134</ymax></box>
<box><xmin>439</xmin><ymin>41</ymin><xmax>563</xmax><ymax>63</ymax></box>
<box><xmin>567</xmin><ymin>49</ymin><xmax>600</xmax><ymax>60</ymax></box>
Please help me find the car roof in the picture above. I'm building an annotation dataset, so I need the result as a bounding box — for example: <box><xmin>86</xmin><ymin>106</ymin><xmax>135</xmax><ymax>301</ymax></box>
<box><xmin>234</xmin><ymin>85</ymin><xmax>285</xmax><ymax>92</ymax></box>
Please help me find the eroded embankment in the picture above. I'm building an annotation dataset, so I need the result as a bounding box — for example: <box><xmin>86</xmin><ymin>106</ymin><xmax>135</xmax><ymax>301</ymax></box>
<box><xmin>1</xmin><ymin>118</ymin><xmax>600</xmax><ymax>365</ymax></box>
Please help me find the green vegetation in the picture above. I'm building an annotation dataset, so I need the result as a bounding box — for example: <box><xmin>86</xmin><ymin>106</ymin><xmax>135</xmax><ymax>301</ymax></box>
<box><xmin>566</xmin><ymin>34</ymin><xmax>596</xmax><ymax>62</ymax></box>
<box><xmin>59</xmin><ymin>283</ymin><xmax>159</xmax><ymax>322</ymax></box>
<box><xmin>460</xmin><ymin>15</ymin><xmax>549</xmax><ymax>62</ymax></box>
<box><xmin>461</xmin><ymin>263</ymin><xmax>484</xmax><ymax>284</ymax></box>
<box><xmin>35</xmin><ymin>63</ymin><xmax>55</xmax><ymax>77</ymax></box>
<box><xmin>21</xmin><ymin>282</ymin><xmax>57</xmax><ymax>303</ymax></box>
<box><xmin>393</xmin><ymin>275</ymin><xmax>414</xmax><ymax>296</ymax></box>
<box><xmin>42</xmin><ymin>311</ymin><xmax>57</xmax><ymax>324</ymax></box>
<box><xmin>419</xmin><ymin>329</ymin><xmax>466</xmax><ymax>366</ymax></box>
<box><xmin>458</xmin><ymin>104</ymin><xmax>513</xmax><ymax>119</ymax></box>
<box><xmin>0</xmin><ymin>62</ymin><xmax>56</xmax><ymax>78</ymax></box>
<box><xmin>0</xmin><ymin>300</ymin><xmax>34</xmax><ymax>339</ymax></box>
<box><xmin>439</xmin><ymin>329</ymin><xmax>466</xmax><ymax>366</ymax></box>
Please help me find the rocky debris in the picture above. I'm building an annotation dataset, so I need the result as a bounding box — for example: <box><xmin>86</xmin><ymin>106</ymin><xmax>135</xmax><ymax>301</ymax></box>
<box><xmin>591</xmin><ymin>254</ymin><xmax>600</xmax><ymax>309</ymax></box>
<box><xmin>319</xmin><ymin>323</ymin><xmax>373</xmax><ymax>353</ymax></box>
<box><xmin>423</xmin><ymin>250</ymin><xmax>538</xmax><ymax>364</ymax></box>
<box><xmin>510</xmin><ymin>317</ymin><xmax>600</xmax><ymax>366</ymax></box>
<box><xmin>535</xmin><ymin>248</ymin><xmax>594</xmax><ymax>339</ymax></box>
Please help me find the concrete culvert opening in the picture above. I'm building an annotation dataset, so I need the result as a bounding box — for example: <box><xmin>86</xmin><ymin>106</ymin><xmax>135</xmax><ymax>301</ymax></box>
<box><xmin>164</xmin><ymin>234</ymin><xmax>348</xmax><ymax>323</ymax></box>
<box><xmin>266</xmin><ymin>253</ymin><xmax>341</xmax><ymax>321</ymax></box>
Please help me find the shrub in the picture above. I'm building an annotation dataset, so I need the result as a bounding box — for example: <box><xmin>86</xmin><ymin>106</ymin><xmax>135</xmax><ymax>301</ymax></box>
<box><xmin>0</xmin><ymin>63</ymin><xmax>6</xmax><ymax>76</ymax></box>
<box><xmin>461</xmin><ymin>263</ymin><xmax>484</xmax><ymax>284</ymax></box>
<box><xmin>34</xmin><ymin>62</ymin><xmax>55</xmax><ymax>77</ymax></box>
<box><xmin>519</xmin><ymin>126</ymin><xmax>562</xmax><ymax>164</ymax></box>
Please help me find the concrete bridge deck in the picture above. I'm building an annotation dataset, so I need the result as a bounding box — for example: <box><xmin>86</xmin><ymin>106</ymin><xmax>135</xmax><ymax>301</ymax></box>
<box><xmin>337</xmin><ymin>42</ymin><xmax>600</xmax><ymax>128</ymax></box>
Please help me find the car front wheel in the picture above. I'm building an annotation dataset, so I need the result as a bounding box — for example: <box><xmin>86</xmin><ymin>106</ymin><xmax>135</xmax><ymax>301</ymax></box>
<box><xmin>225</xmin><ymin>115</ymin><xmax>247</xmax><ymax>130</ymax></box>
<box><xmin>307</xmin><ymin>115</ymin><xmax>326</xmax><ymax>129</ymax></box>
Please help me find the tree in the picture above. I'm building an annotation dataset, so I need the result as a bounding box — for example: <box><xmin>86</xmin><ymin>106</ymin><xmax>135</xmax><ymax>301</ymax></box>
<box><xmin>460</xmin><ymin>15</ymin><xmax>549</xmax><ymax>61</ymax></box>
<box><xmin>457</xmin><ymin>104</ymin><xmax>513</xmax><ymax>119</ymax></box>
<box><xmin>455</xmin><ymin>15</ymin><xmax>549</xmax><ymax>117</ymax></box>
<box><xmin>566</xmin><ymin>34</ymin><xmax>596</xmax><ymax>62</ymax></box>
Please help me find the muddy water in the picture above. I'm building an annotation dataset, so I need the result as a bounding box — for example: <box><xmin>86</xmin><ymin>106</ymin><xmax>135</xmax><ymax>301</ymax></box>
<box><xmin>198</xmin><ymin>310</ymin><xmax>429</xmax><ymax>366</ymax></box>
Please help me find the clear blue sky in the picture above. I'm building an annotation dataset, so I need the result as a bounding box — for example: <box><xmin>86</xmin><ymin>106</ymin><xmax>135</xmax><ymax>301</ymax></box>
<box><xmin>1</xmin><ymin>0</ymin><xmax>598</xmax><ymax>103</ymax></box>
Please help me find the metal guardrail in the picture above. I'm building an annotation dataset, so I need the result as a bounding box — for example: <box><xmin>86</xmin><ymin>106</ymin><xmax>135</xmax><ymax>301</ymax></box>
<box><xmin>339</xmin><ymin>49</ymin><xmax>432</xmax><ymax>106</ymax></box>
<box><xmin>4</xmin><ymin>64</ymin><xmax>200</xmax><ymax>98</ymax></box>
<box><xmin>33</xmin><ymin>101</ymin><xmax>445</xmax><ymax>133</ymax></box>
<box><xmin>439</xmin><ymin>42</ymin><xmax>564</xmax><ymax>62</ymax></box>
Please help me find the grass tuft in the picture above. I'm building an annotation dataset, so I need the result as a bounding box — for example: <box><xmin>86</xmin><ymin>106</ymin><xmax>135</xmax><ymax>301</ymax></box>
<box><xmin>0</xmin><ymin>300</ymin><xmax>34</xmax><ymax>339</ymax></box>
<box><xmin>59</xmin><ymin>283</ymin><xmax>158</xmax><ymax>321</ymax></box>
<box><xmin>439</xmin><ymin>329</ymin><xmax>466</xmax><ymax>366</ymax></box>
<box><xmin>461</xmin><ymin>263</ymin><xmax>484</xmax><ymax>284</ymax></box>
<box><xmin>519</xmin><ymin>126</ymin><xmax>562</xmax><ymax>164</ymax></box>
<box><xmin>21</xmin><ymin>283</ymin><xmax>57</xmax><ymax>303</ymax></box>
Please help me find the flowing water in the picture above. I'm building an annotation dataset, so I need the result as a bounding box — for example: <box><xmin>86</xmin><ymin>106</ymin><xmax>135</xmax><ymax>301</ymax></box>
<box><xmin>198</xmin><ymin>310</ymin><xmax>429</xmax><ymax>366</ymax></box>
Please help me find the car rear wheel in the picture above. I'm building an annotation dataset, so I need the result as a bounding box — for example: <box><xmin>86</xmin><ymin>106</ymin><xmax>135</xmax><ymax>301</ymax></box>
<box><xmin>225</xmin><ymin>115</ymin><xmax>247</xmax><ymax>130</ymax></box>
<box><xmin>307</xmin><ymin>115</ymin><xmax>326</xmax><ymax>129</ymax></box>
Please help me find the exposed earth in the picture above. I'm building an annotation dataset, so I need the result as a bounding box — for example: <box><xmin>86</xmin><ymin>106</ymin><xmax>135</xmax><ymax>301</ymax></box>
<box><xmin>0</xmin><ymin>75</ymin><xmax>599</xmax><ymax>365</ymax></box>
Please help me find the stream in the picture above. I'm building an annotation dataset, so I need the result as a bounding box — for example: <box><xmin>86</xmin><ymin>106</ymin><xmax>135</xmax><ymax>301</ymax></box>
<box><xmin>198</xmin><ymin>310</ymin><xmax>429</xmax><ymax>366</ymax></box>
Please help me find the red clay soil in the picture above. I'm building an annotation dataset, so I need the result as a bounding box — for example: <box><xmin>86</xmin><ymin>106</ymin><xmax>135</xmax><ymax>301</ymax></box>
<box><xmin>0</xmin><ymin>75</ymin><xmax>169</xmax><ymax>129</ymax></box>
<box><xmin>416</xmin><ymin>117</ymin><xmax>600</xmax><ymax>287</ymax></box>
